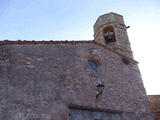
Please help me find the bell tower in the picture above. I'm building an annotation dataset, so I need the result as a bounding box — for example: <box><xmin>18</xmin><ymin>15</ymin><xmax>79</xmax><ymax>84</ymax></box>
<box><xmin>94</xmin><ymin>12</ymin><xmax>133</xmax><ymax>58</ymax></box>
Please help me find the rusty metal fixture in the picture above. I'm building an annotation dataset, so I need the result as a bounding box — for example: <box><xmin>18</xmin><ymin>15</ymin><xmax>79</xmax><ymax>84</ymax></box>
<box><xmin>96</xmin><ymin>84</ymin><xmax>104</xmax><ymax>99</ymax></box>
<box><xmin>122</xmin><ymin>57</ymin><xmax>130</xmax><ymax>65</ymax></box>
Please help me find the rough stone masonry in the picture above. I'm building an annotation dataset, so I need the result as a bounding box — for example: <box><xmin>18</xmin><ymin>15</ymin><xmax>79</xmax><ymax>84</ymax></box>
<box><xmin>0</xmin><ymin>12</ymin><xmax>153</xmax><ymax>120</ymax></box>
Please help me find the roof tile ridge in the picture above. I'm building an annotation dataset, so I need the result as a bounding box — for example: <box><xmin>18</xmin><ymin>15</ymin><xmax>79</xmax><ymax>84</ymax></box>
<box><xmin>0</xmin><ymin>40</ymin><xmax>94</xmax><ymax>45</ymax></box>
<box><xmin>0</xmin><ymin>40</ymin><xmax>138</xmax><ymax>63</ymax></box>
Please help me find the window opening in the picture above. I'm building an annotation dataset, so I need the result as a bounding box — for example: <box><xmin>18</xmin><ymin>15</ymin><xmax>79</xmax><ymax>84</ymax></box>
<box><xmin>103</xmin><ymin>26</ymin><xmax>116</xmax><ymax>44</ymax></box>
<box><xmin>88</xmin><ymin>60</ymin><xmax>98</xmax><ymax>71</ymax></box>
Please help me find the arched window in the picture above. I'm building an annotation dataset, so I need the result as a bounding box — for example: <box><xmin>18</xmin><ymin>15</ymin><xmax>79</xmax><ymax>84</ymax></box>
<box><xmin>103</xmin><ymin>26</ymin><xmax>116</xmax><ymax>44</ymax></box>
<box><xmin>88</xmin><ymin>55</ymin><xmax>101</xmax><ymax>71</ymax></box>
<box><xmin>88</xmin><ymin>60</ymin><xmax>98</xmax><ymax>71</ymax></box>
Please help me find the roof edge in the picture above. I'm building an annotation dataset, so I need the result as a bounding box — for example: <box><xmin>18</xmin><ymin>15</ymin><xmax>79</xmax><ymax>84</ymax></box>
<box><xmin>0</xmin><ymin>40</ymin><xmax>138</xmax><ymax>64</ymax></box>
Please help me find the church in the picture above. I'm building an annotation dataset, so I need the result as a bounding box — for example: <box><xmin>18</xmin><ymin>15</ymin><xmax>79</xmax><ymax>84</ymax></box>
<box><xmin>0</xmin><ymin>12</ymin><xmax>153</xmax><ymax>119</ymax></box>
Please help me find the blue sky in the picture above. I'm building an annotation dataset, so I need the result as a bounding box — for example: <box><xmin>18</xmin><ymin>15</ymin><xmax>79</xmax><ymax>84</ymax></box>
<box><xmin>1</xmin><ymin>0</ymin><xmax>159</xmax><ymax>40</ymax></box>
<box><xmin>0</xmin><ymin>0</ymin><xmax>160</xmax><ymax>94</ymax></box>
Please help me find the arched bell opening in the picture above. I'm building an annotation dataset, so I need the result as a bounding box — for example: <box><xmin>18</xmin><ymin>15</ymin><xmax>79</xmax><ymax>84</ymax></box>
<box><xmin>103</xmin><ymin>26</ymin><xmax>116</xmax><ymax>44</ymax></box>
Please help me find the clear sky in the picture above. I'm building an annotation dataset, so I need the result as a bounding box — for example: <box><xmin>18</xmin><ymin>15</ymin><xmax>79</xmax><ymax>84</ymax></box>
<box><xmin>0</xmin><ymin>0</ymin><xmax>160</xmax><ymax>95</ymax></box>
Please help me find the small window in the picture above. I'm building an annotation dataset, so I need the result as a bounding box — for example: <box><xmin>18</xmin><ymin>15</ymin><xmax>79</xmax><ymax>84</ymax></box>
<box><xmin>103</xmin><ymin>26</ymin><xmax>116</xmax><ymax>44</ymax></box>
<box><xmin>88</xmin><ymin>60</ymin><xmax>98</xmax><ymax>71</ymax></box>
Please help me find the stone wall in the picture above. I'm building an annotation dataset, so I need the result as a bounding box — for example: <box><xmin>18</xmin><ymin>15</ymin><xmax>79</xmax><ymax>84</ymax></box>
<box><xmin>148</xmin><ymin>95</ymin><xmax>160</xmax><ymax>120</ymax></box>
<box><xmin>0</xmin><ymin>42</ymin><xmax>153</xmax><ymax>119</ymax></box>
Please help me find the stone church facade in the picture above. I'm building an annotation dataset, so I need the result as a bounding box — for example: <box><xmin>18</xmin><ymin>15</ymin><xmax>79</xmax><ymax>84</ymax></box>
<box><xmin>0</xmin><ymin>12</ymin><xmax>153</xmax><ymax>119</ymax></box>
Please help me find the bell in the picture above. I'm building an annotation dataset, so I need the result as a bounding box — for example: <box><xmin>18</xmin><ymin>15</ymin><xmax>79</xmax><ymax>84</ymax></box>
<box><xmin>107</xmin><ymin>31</ymin><xmax>112</xmax><ymax>41</ymax></box>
